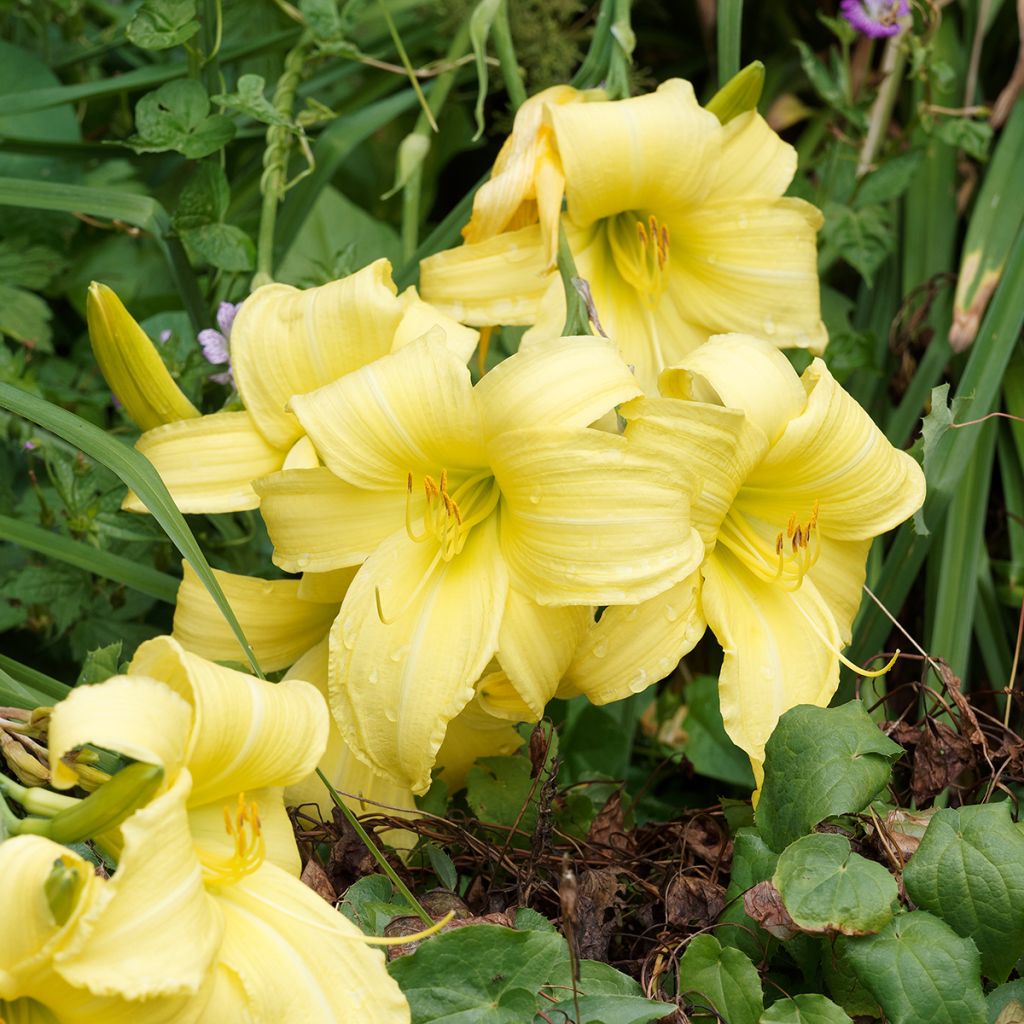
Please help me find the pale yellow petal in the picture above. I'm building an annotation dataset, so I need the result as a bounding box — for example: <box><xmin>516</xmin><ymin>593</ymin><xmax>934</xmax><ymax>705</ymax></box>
<box><xmin>495</xmin><ymin>590</ymin><xmax>590</xmax><ymax>717</ymax></box>
<box><xmin>282</xmin><ymin>434</ymin><xmax>319</xmax><ymax>470</ymax></box>
<box><xmin>704</xmin><ymin>110</ymin><xmax>797</xmax><ymax>201</ymax></box>
<box><xmin>659</xmin><ymin>333</ymin><xmax>808</xmax><ymax>445</ymax></box>
<box><xmin>210</xmin><ymin>860</ymin><xmax>411</xmax><ymax>1024</ymax></box>
<box><xmin>741</xmin><ymin>359</ymin><xmax>927</xmax><ymax>540</ymax></box>
<box><xmin>232</xmin><ymin>259</ymin><xmax>406</xmax><ymax>450</ymax></box>
<box><xmin>331</xmin><ymin>517</ymin><xmax>508</xmax><ymax>794</ymax></box>
<box><xmin>56</xmin><ymin>770</ymin><xmax>221</xmax><ymax>1000</ymax></box>
<box><xmin>47</xmin><ymin>676</ymin><xmax>191</xmax><ymax>789</ymax></box>
<box><xmin>128</xmin><ymin>636</ymin><xmax>328</xmax><ymax>806</ymax></box>
<box><xmin>394</xmin><ymin>286</ymin><xmax>479</xmax><ymax>362</ymax></box>
<box><xmin>434</xmin><ymin>692</ymin><xmax>524</xmax><ymax>792</ymax></box>
<box><xmin>491</xmin><ymin>427</ymin><xmax>701</xmax><ymax>605</ymax></box>
<box><xmin>552</xmin><ymin>79</ymin><xmax>721</xmax><ymax>227</ymax></box>
<box><xmin>807</xmin><ymin>537</ymin><xmax>872</xmax><ymax>645</ymax></box>
<box><xmin>473</xmin><ymin>335</ymin><xmax>640</xmax><ymax>437</ymax></box>
<box><xmin>702</xmin><ymin>548</ymin><xmax>841</xmax><ymax>789</ymax></box>
<box><xmin>288</xmin><ymin>336</ymin><xmax>486</xmax><ymax>491</ymax></box>
<box><xmin>87</xmin><ymin>282</ymin><xmax>199</xmax><ymax>431</ymax></box>
<box><xmin>173</xmin><ymin>562</ymin><xmax>337</xmax><ymax>672</ymax></box>
<box><xmin>418</xmin><ymin>224</ymin><xmax>551</xmax><ymax>326</ymax></box>
<box><xmin>668</xmin><ymin>199</ymin><xmax>826</xmax><ymax>352</ymax></box>
<box><xmin>123</xmin><ymin>412</ymin><xmax>285</xmax><ymax>514</ymax></box>
<box><xmin>563</xmin><ymin>573</ymin><xmax>706</xmax><ymax>705</ymax></box>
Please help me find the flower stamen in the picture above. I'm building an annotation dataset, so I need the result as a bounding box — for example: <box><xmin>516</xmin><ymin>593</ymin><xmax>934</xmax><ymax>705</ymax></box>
<box><xmin>718</xmin><ymin>501</ymin><xmax>822</xmax><ymax>590</ymax></box>
<box><xmin>199</xmin><ymin>793</ymin><xmax>265</xmax><ymax>886</ymax></box>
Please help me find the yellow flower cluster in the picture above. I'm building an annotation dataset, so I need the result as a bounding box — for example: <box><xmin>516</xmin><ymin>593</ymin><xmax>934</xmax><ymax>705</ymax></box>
<box><xmin>76</xmin><ymin>74</ymin><xmax>924</xmax><ymax>936</ymax></box>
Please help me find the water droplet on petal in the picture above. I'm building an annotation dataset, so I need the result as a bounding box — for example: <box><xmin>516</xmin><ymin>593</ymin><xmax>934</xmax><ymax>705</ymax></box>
<box><xmin>762</xmin><ymin>316</ymin><xmax>776</xmax><ymax>337</ymax></box>
<box><xmin>528</xmin><ymin>493</ymin><xmax>541</xmax><ymax>505</ymax></box>
<box><xmin>631</xmin><ymin>668</ymin><xmax>648</xmax><ymax>690</ymax></box>
<box><xmin>384</xmin><ymin>709</ymin><xmax>397</xmax><ymax>723</ymax></box>
<box><xmin>592</xmin><ymin>638</ymin><xmax>609</xmax><ymax>659</ymax></box>
<box><xmin>389</xmin><ymin>644</ymin><xmax>410</xmax><ymax>663</ymax></box>
<box><xmin>368</xmin><ymin>669</ymin><xmax>380</xmax><ymax>684</ymax></box>
<box><xmin>664</xmin><ymin>604</ymin><xmax>678</xmax><ymax>622</ymax></box>
<box><xmin>295</xmin><ymin>555</ymin><xmax>310</xmax><ymax>569</ymax></box>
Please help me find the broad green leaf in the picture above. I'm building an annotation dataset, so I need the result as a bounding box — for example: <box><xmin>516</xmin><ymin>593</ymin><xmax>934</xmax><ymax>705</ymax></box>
<box><xmin>773</xmin><ymin>833</ymin><xmax>897</xmax><ymax>935</ymax></box>
<box><xmin>760</xmin><ymin>994</ymin><xmax>853</xmax><ymax>1024</ymax></box>
<box><xmin>338</xmin><ymin>875</ymin><xmax>406</xmax><ymax>934</ymax></box>
<box><xmin>181</xmin><ymin>223</ymin><xmax>255</xmax><ymax>272</ymax></box>
<box><xmin>126</xmin><ymin>0</ymin><xmax>200</xmax><ymax>50</ymax></box>
<box><xmin>683</xmin><ymin>675</ymin><xmax>755</xmax><ymax>788</ymax></box>
<box><xmin>75</xmin><ymin>642</ymin><xmax>125</xmax><ymax>686</ymax></box>
<box><xmin>718</xmin><ymin>828</ymin><xmax>779</xmax><ymax>959</ymax></box>
<box><xmin>300</xmin><ymin>0</ymin><xmax>345</xmax><ymax>40</ymax></box>
<box><xmin>932</xmin><ymin>117</ymin><xmax>992</xmax><ymax>161</ymax></box>
<box><xmin>465</xmin><ymin>755</ymin><xmax>537</xmax><ymax>833</ymax></box>
<box><xmin>0</xmin><ymin>383</ymin><xmax>260</xmax><ymax>676</ymax></box>
<box><xmin>173</xmin><ymin>163</ymin><xmax>230</xmax><ymax>230</ymax></box>
<box><xmin>678</xmin><ymin>934</ymin><xmax>763</xmax><ymax>1024</ymax></box>
<box><xmin>538</xmin><ymin>995</ymin><xmax>669</xmax><ymax>1024</ymax></box>
<box><xmin>903</xmin><ymin>802</ymin><xmax>1024</xmax><ymax>981</ymax></box>
<box><xmin>855</xmin><ymin>152</ymin><xmax>924</xmax><ymax>207</ymax></box>
<box><xmin>540</xmin><ymin>960</ymin><xmax>667</xmax><ymax>1022</ymax></box>
<box><xmin>0</xmin><ymin>283</ymin><xmax>52</xmax><ymax>350</ymax></box>
<box><xmin>822</xmin><ymin>203</ymin><xmax>895</xmax><ymax>286</ymax></box>
<box><xmin>387</xmin><ymin>924</ymin><xmax>563</xmax><ymax>1023</ymax></box>
<box><xmin>756</xmin><ymin>701</ymin><xmax>903</xmax><ymax>852</ymax></box>
<box><xmin>212</xmin><ymin>74</ymin><xmax>291</xmax><ymax>126</ymax></box>
<box><xmin>840</xmin><ymin>912</ymin><xmax>986</xmax><ymax>1024</ymax></box>
<box><xmin>988</xmin><ymin>981</ymin><xmax>1024</xmax><ymax>1024</ymax></box>
<box><xmin>128</xmin><ymin>80</ymin><xmax>235</xmax><ymax>159</ymax></box>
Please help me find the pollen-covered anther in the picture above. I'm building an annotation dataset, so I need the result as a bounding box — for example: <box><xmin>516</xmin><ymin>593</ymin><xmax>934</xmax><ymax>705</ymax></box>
<box><xmin>200</xmin><ymin>792</ymin><xmax>265</xmax><ymax>886</ymax></box>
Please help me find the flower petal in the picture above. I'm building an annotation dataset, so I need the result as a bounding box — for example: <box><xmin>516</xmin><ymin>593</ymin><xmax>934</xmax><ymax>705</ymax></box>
<box><xmin>48</xmin><ymin>676</ymin><xmax>192</xmax><ymax>789</ymax></box>
<box><xmin>434</xmin><ymin>690</ymin><xmax>524</xmax><ymax>792</ymax></box>
<box><xmin>255</xmin><ymin>468</ymin><xmax>405</xmax><ymax>573</ymax></box>
<box><xmin>474</xmin><ymin>335</ymin><xmax>640</xmax><ymax>437</ymax></box>
<box><xmin>667</xmin><ymin>199</ymin><xmax>827</xmax><ymax>352</ymax></box>
<box><xmin>703</xmin><ymin>111</ymin><xmax>797</xmax><ymax>202</ymax></box>
<box><xmin>659</xmin><ymin>333</ymin><xmax>808</xmax><ymax>445</ymax></box>
<box><xmin>702</xmin><ymin>548</ymin><xmax>841</xmax><ymax>789</ymax></box>
<box><xmin>209</xmin><ymin>860</ymin><xmax>411</xmax><ymax>1024</ymax></box>
<box><xmin>128</xmin><ymin>637</ymin><xmax>327</xmax><ymax>806</ymax></box>
<box><xmin>87</xmin><ymin>282</ymin><xmax>200</xmax><ymax>432</ymax></box>
<box><xmin>330</xmin><ymin>517</ymin><xmax>508</xmax><ymax>794</ymax></box>
<box><xmin>231</xmin><ymin>260</ymin><xmax>406</xmax><ymax>450</ymax></box>
<box><xmin>124</xmin><ymin>412</ymin><xmax>285</xmax><ymax>514</ymax></box>
<box><xmin>552</xmin><ymin>79</ymin><xmax>722</xmax><ymax>226</ymax></box>
<box><xmin>741</xmin><ymin>358</ymin><xmax>927</xmax><ymax>540</ymax></box>
<box><xmin>491</xmin><ymin>427</ymin><xmax>701</xmax><ymax>605</ymax></box>
<box><xmin>298</xmin><ymin>567</ymin><xmax>359</xmax><ymax>604</ymax></box>
<box><xmin>394</xmin><ymin>286</ymin><xmax>478</xmax><ymax>361</ymax></box>
<box><xmin>563</xmin><ymin>573</ymin><xmax>706</xmax><ymax>705</ymax></box>
<box><xmin>56</xmin><ymin>770</ymin><xmax>221</xmax><ymax>1000</ymax></box>
<box><xmin>495</xmin><ymin>589</ymin><xmax>590</xmax><ymax>717</ymax></box>
<box><xmin>418</xmin><ymin>224</ymin><xmax>551</xmax><ymax>326</ymax></box>
<box><xmin>807</xmin><ymin>537</ymin><xmax>873</xmax><ymax>644</ymax></box>
<box><xmin>173</xmin><ymin>562</ymin><xmax>337</xmax><ymax>673</ymax></box>
<box><xmin>288</xmin><ymin>336</ymin><xmax>486</xmax><ymax>491</ymax></box>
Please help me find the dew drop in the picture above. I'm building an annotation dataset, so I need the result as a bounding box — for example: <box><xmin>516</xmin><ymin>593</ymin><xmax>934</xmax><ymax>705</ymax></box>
<box><xmin>528</xmin><ymin>493</ymin><xmax>541</xmax><ymax>505</ymax></box>
<box><xmin>368</xmin><ymin>668</ymin><xmax>380</xmax><ymax>685</ymax></box>
<box><xmin>384</xmin><ymin>709</ymin><xmax>397</xmax><ymax>723</ymax></box>
<box><xmin>738</xmin><ymin>213</ymin><xmax>749</xmax><ymax>229</ymax></box>
<box><xmin>295</xmin><ymin>555</ymin><xmax>310</xmax><ymax>569</ymax></box>
<box><xmin>664</xmin><ymin>604</ymin><xmax>678</xmax><ymax>622</ymax></box>
<box><xmin>632</xmin><ymin>668</ymin><xmax>648</xmax><ymax>689</ymax></box>
<box><xmin>389</xmin><ymin>643</ymin><xmax>411</xmax><ymax>663</ymax></box>
<box><xmin>762</xmin><ymin>316</ymin><xmax>777</xmax><ymax>337</ymax></box>
<box><xmin>592</xmin><ymin>638</ymin><xmax>609</xmax><ymax>659</ymax></box>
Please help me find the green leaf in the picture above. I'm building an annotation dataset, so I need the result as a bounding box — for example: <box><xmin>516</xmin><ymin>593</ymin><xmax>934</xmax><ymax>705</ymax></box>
<box><xmin>181</xmin><ymin>223</ymin><xmax>255</xmax><ymax>271</ymax></box>
<box><xmin>773</xmin><ymin>833</ymin><xmax>897</xmax><ymax>936</ymax></box>
<box><xmin>128</xmin><ymin>80</ymin><xmax>235</xmax><ymax>160</ymax></box>
<box><xmin>337</xmin><ymin>875</ymin><xmax>404</xmax><ymax>934</ymax></box>
<box><xmin>0</xmin><ymin>283</ymin><xmax>52</xmax><ymax>350</ymax></box>
<box><xmin>683</xmin><ymin>675</ymin><xmax>756</xmax><ymax>788</ymax></box>
<box><xmin>387</xmin><ymin>924</ymin><xmax>563</xmax><ymax>1022</ymax></box>
<box><xmin>0</xmin><ymin>383</ymin><xmax>260</xmax><ymax>676</ymax></box>
<box><xmin>300</xmin><ymin>0</ymin><xmax>345</xmax><ymax>41</ymax></box>
<box><xmin>538</xmin><ymin>961</ymin><xmax>668</xmax><ymax>1021</ymax></box>
<box><xmin>760</xmin><ymin>994</ymin><xmax>853</xmax><ymax>1024</ymax></box>
<box><xmin>1</xmin><ymin>564</ymin><xmax>91</xmax><ymax>634</ymax></box>
<box><xmin>126</xmin><ymin>0</ymin><xmax>200</xmax><ymax>50</ymax></box>
<box><xmin>932</xmin><ymin>117</ymin><xmax>992</xmax><ymax>161</ymax></box>
<box><xmin>823</xmin><ymin>203</ymin><xmax>895</xmax><ymax>285</ymax></box>
<box><xmin>840</xmin><ymin>912</ymin><xmax>986</xmax><ymax>1024</ymax></box>
<box><xmin>425</xmin><ymin>844</ymin><xmax>458</xmax><ymax>891</ymax></box>
<box><xmin>987</xmin><ymin>981</ymin><xmax>1024</xmax><ymax>1024</ymax></box>
<box><xmin>465</xmin><ymin>755</ymin><xmax>537</xmax><ymax>832</ymax></box>
<box><xmin>678</xmin><ymin>934</ymin><xmax>763</xmax><ymax>1024</ymax></box>
<box><xmin>212</xmin><ymin>74</ymin><xmax>291</xmax><ymax>127</ymax></box>
<box><xmin>469</xmin><ymin>0</ymin><xmax>502</xmax><ymax>138</ymax></box>
<box><xmin>903</xmin><ymin>802</ymin><xmax>1024</xmax><ymax>981</ymax></box>
<box><xmin>718</xmin><ymin>828</ymin><xmax>779</xmax><ymax>959</ymax></box>
<box><xmin>173</xmin><ymin>163</ymin><xmax>229</xmax><ymax>230</ymax></box>
<box><xmin>538</xmin><ymin>995</ymin><xmax>669</xmax><ymax>1024</ymax></box>
<box><xmin>855</xmin><ymin>152</ymin><xmax>924</xmax><ymax>207</ymax></box>
<box><xmin>756</xmin><ymin>701</ymin><xmax>903</xmax><ymax>852</ymax></box>
<box><xmin>75</xmin><ymin>642</ymin><xmax>125</xmax><ymax>686</ymax></box>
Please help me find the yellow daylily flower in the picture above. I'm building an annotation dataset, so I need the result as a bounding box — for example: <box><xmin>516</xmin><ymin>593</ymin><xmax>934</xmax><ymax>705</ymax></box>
<box><xmin>253</xmin><ymin>333</ymin><xmax>703</xmax><ymax>793</ymax></box>
<box><xmin>101</xmin><ymin>259</ymin><xmax>476</xmax><ymax>514</ymax></box>
<box><xmin>40</xmin><ymin>636</ymin><xmax>410</xmax><ymax>1024</ymax></box>
<box><xmin>420</xmin><ymin>78</ymin><xmax>827</xmax><ymax>394</ymax></box>
<box><xmin>563</xmin><ymin>334</ymin><xmax>926</xmax><ymax>789</ymax></box>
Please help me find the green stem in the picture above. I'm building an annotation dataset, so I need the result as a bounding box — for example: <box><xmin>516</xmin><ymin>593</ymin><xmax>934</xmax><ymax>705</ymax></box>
<box><xmin>605</xmin><ymin>0</ymin><xmax>635</xmax><ymax>99</ymax></box>
<box><xmin>856</xmin><ymin>32</ymin><xmax>906</xmax><ymax>177</ymax></box>
<box><xmin>316</xmin><ymin>768</ymin><xmax>432</xmax><ymax>926</ymax></box>
<box><xmin>377</xmin><ymin>0</ymin><xmax>437</xmax><ymax>131</ymax></box>
<box><xmin>253</xmin><ymin>33</ymin><xmax>312</xmax><ymax>288</ymax></box>
<box><xmin>0</xmin><ymin>776</ymin><xmax>78</xmax><ymax>817</ymax></box>
<box><xmin>557</xmin><ymin>220</ymin><xmax>590</xmax><ymax>336</ymax></box>
<box><xmin>491</xmin><ymin>0</ymin><xmax>527</xmax><ymax>110</ymax></box>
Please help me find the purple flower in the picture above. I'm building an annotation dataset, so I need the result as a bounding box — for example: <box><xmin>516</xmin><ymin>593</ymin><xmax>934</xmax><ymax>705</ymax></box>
<box><xmin>840</xmin><ymin>0</ymin><xmax>909</xmax><ymax>37</ymax></box>
<box><xmin>23</xmin><ymin>439</ymin><xmax>38</xmax><ymax>452</ymax></box>
<box><xmin>198</xmin><ymin>301</ymin><xmax>241</xmax><ymax>387</ymax></box>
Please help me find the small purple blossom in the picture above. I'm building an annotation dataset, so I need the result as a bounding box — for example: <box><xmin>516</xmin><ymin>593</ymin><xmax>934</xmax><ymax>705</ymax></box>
<box><xmin>198</xmin><ymin>300</ymin><xmax>241</xmax><ymax>387</ymax></box>
<box><xmin>23</xmin><ymin>439</ymin><xmax>38</xmax><ymax>452</ymax></box>
<box><xmin>840</xmin><ymin>0</ymin><xmax>910</xmax><ymax>38</ymax></box>
<box><xmin>158</xmin><ymin>328</ymin><xmax>173</xmax><ymax>344</ymax></box>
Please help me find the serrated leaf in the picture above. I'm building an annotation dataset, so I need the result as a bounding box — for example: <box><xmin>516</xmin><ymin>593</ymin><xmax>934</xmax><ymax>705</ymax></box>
<box><xmin>915</xmin><ymin>383</ymin><xmax>967</xmax><ymax>534</ymax></box>
<box><xmin>0</xmin><ymin>239</ymin><xmax>65</xmax><ymax>290</ymax></box>
<box><xmin>773</xmin><ymin>833</ymin><xmax>897</xmax><ymax>936</ymax></box>
<box><xmin>756</xmin><ymin>701</ymin><xmax>903</xmax><ymax>852</ymax></box>
<box><xmin>300</xmin><ymin>0</ymin><xmax>345</xmax><ymax>41</ymax></box>
<box><xmin>337</xmin><ymin>875</ymin><xmax>407</xmax><ymax>934</ymax></box>
<box><xmin>173</xmin><ymin>163</ymin><xmax>230</xmax><ymax>230</ymax></box>
<box><xmin>840</xmin><ymin>912</ymin><xmax>986</xmax><ymax>1024</ymax></box>
<box><xmin>760</xmin><ymin>994</ymin><xmax>853</xmax><ymax>1024</ymax></box>
<box><xmin>75</xmin><ymin>642</ymin><xmax>125</xmax><ymax>686</ymax></box>
<box><xmin>387</xmin><ymin>924</ymin><xmax>562</xmax><ymax>1023</ymax></box>
<box><xmin>855</xmin><ymin>152</ymin><xmax>924</xmax><ymax>207</ymax></box>
<box><xmin>126</xmin><ymin>0</ymin><xmax>200</xmax><ymax>50</ymax></box>
<box><xmin>932</xmin><ymin>117</ymin><xmax>992</xmax><ymax>161</ymax></box>
<box><xmin>823</xmin><ymin>203</ymin><xmax>894</xmax><ymax>285</ymax></box>
<box><xmin>128</xmin><ymin>80</ymin><xmax>235</xmax><ymax>159</ymax></box>
<box><xmin>678</xmin><ymin>934</ymin><xmax>763</xmax><ymax>1024</ymax></box>
<box><xmin>212</xmin><ymin>74</ymin><xmax>290</xmax><ymax>127</ymax></box>
<box><xmin>902</xmin><ymin>802</ymin><xmax>1024</xmax><ymax>981</ymax></box>
<box><xmin>180</xmin><ymin>223</ymin><xmax>255</xmax><ymax>271</ymax></box>
<box><xmin>0</xmin><ymin>282</ymin><xmax>52</xmax><ymax>350</ymax></box>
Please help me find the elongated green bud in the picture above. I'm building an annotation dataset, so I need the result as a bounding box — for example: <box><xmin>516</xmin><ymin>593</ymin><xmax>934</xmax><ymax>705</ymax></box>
<box><xmin>87</xmin><ymin>281</ymin><xmax>200</xmax><ymax>431</ymax></box>
<box><xmin>15</xmin><ymin>762</ymin><xmax>163</xmax><ymax>844</ymax></box>
<box><xmin>44</xmin><ymin>856</ymin><xmax>84</xmax><ymax>926</ymax></box>
<box><xmin>706</xmin><ymin>61</ymin><xmax>765</xmax><ymax>124</ymax></box>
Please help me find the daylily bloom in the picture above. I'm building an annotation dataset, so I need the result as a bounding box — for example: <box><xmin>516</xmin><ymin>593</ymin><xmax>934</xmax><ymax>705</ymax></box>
<box><xmin>419</xmin><ymin>79</ymin><xmax>826</xmax><ymax>394</ymax></box>
<box><xmin>253</xmin><ymin>333</ymin><xmax>703</xmax><ymax>793</ymax></box>
<box><xmin>563</xmin><ymin>334</ymin><xmax>926</xmax><ymax>789</ymax></box>
<box><xmin>86</xmin><ymin>260</ymin><xmax>476</xmax><ymax>514</ymax></box>
<box><xmin>840</xmin><ymin>0</ymin><xmax>910</xmax><ymax>37</ymax></box>
<box><xmin>38</xmin><ymin>636</ymin><xmax>411</xmax><ymax>1023</ymax></box>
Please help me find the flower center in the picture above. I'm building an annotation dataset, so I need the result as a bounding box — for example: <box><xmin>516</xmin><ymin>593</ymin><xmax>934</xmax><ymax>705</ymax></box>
<box><xmin>607</xmin><ymin>211</ymin><xmax>671</xmax><ymax>297</ymax></box>
<box><xmin>717</xmin><ymin>501</ymin><xmax>821</xmax><ymax>590</ymax></box>
<box><xmin>199</xmin><ymin>793</ymin><xmax>265</xmax><ymax>887</ymax></box>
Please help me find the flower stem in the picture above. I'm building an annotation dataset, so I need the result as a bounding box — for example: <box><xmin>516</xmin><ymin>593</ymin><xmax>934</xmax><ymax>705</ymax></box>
<box><xmin>491</xmin><ymin>0</ymin><xmax>526</xmax><ymax>111</ymax></box>
<box><xmin>557</xmin><ymin>221</ymin><xmax>591</xmax><ymax>336</ymax></box>
<box><xmin>856</xmin><ymin>31</ymin><xmax>907</xmax><ymax>177</ymax></box>
<box><xmin>316</xmin><ymin>768</ymin><xmax>433</xmax><ymax>926</ymax></box>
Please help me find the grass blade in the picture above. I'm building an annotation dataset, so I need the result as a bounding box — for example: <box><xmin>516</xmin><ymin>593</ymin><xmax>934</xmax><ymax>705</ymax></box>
<box><xmin>717</xmin><ymin>0</ymin><xmax>743</xmax><ymax>87</ymax></box>
<box><xmin>0</xmin><ymin>655</ymin><xmax>70</xmax><ymax>703</ymax></box>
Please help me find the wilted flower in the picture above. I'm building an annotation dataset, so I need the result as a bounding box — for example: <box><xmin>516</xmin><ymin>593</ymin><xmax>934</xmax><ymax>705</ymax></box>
<box><xmin>840</xmin><ymin>0</ymin><xmax>910</xmax><ymax>38</ymax></box>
